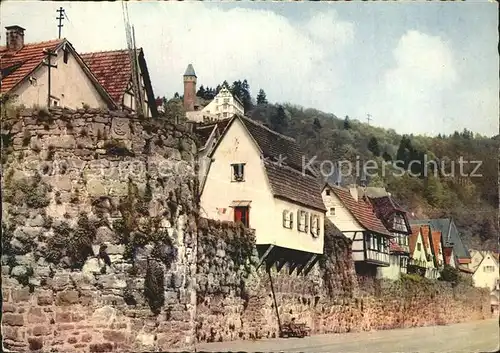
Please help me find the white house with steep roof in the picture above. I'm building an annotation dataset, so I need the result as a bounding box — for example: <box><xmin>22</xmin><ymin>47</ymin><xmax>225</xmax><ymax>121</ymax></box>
<box><xmin>472</xmin><ymin>251</ymin><xmax>499</xmax><ymax>291</ymax></box>
<box><xmin>199</xmin><ymin>114</ymin><xmax>325</xmax><ymax>274</ymax></box>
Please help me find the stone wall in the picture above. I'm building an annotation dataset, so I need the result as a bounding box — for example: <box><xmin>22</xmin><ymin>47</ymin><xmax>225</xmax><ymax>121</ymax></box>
<box><xmin>1</xmin><ymin>107</ymin><xmax>199</xmax><ymax>352</ymax></box>
<box><xmin>0</xmin><ymin>107</ymin><xmax>492</xmax><ymax>352</ymax></box>
<box><xmin>194</xmin><ymin>219</ymin><xmax>491</xmax><ymax>344</ymax></box>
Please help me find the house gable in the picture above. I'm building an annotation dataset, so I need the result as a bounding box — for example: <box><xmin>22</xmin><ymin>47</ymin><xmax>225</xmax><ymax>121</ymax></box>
<box><xmin>200</xmin><ymin>117</ymin><xmax>324</xmax><ymax>254</ymax></box>
<box><xmin>5</xmin><ymin>40</ymin><xmax>116</xmax><ymax>109</ymax></box>
<box><xmin>322</xmin><ymin>185</ymin><xmax>364</xmax><ymax>235</ymax></box>
<box><xmin>472</xmin><ymin>252</ymin><xmax>499</xmax><ymax>290</ymax></box>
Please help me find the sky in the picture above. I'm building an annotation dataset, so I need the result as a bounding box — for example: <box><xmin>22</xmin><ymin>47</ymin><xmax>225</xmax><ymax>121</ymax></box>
<box><xmin>1</xmin><ymin>1</ymin><xmax>498</xmax><ymax>137</ymax></box>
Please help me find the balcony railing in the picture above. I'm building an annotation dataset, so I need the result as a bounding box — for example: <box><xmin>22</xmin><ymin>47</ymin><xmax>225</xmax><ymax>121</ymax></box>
<box><xmin>366</xmin><ymin>250</ymin><xmax>390</xmax><ymax>264</ymax></box>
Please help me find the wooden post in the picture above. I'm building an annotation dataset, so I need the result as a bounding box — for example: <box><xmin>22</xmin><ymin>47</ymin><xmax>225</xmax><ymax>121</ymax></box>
<box><xmin>267</xmin><ymin>267</ymin><xmax>281</xmax><ymax>334</ymax></box>
<box><xmin>43</xmin><ymin>49</ymin><xmax>58</xmax><ymax>108</ymax></box>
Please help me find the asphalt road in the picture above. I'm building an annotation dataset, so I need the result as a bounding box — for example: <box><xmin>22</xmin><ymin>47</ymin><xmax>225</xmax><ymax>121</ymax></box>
<box><xmin>195</xmin><ymin>318</ymin><xmax>499</xmax><ymax>353</ymax></box>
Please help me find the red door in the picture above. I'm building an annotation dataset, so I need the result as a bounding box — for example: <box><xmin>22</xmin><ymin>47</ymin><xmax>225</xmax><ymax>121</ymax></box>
<box><xmin>234</xmin><ymin>206</ymin><xmax>249</xmax><ymax>227</ymax></box>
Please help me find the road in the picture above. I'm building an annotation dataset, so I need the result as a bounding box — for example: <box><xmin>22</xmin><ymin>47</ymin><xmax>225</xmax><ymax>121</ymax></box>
<box><xmin>195</xmin><ymin>318</ymin><xmax>499</xmax><ymax>353</ymax></box>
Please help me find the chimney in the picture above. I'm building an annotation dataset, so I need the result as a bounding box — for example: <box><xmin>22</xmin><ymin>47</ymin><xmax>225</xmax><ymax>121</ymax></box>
<box><xmin>349</xmin><ymin>185</ymin><xmax>358</xmax><ymax>202</ymax></box>
<box><xmin>5</xmin><ymin>25</ymin><xmax>25</xmax><ymax>51</ymax></box>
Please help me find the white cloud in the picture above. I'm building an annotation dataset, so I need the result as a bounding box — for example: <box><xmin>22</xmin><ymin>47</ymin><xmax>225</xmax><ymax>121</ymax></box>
<box><xmin>1</xmin><ymin>2</ymin><xmax>496</xmax><ymax>136</ymax></box>
<box><xmin>361</xmin><ymin>30</ymin><xmax>463</xmax><ymax>135</ymax></box>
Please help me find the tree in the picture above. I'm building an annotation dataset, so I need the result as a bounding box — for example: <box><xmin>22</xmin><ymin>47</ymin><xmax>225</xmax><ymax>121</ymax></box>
<box><xmin>382</xmin><ymin>151</ymin><xmax>392</xmax><ymax>162</ymax></box>
<box><xmin>173</xmin><ymin>92</ymin><xmax>180</xmax><ymax>99</ymax></box>
<box><xmin>343</xmin><ymin>116</ymin><xmax>351</xmax><ymax>130</ymax></box>
<box><xmin>256</xmin><ymin>89</ymin><xmax>268</xmax><ymax>105</ymax></box>
<box><xmin>269</xmin><ymin>105</ymin><xmax>288</xmax><ymax>134</ymax></box>
<box><xmin>196</xmin><ymin>85</ymin><xmax>206</xmax><ymax>98</ymax></box>
<box><xmin>313</xmin><ymin>118</ymin><xmax>322</xmax><ymax>130</ymax></box>
<box><xmin>479</xmin><ymin>218</ymin><xmax>496</xmax><ymax>242</ymax></box>
<box><xmin>368</xmin><ymin>136</ymin><xmax>380</xmax><ymax>157</ymax></box>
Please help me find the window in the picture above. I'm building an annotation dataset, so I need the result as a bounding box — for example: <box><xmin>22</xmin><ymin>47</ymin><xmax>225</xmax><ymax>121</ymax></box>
<box><xmin>329</xmin><ymin>207</ymin><xmax>335</xmax><ymax>216</ymax></box>
<box><xmin>417</xmin><ymin>243</ymin><xmax>421</xmax><ymax>251</ymax></box>
<box><xmin>231</xmin><ymin>163</ymin><xmax>245</xmax><ymax>182</ymax></box>
<box><xmin>223</xmin><ymin>104</ymin><xmax>229</xmax><ymax>110</ymax></box>
<box><xmin>234</xmin><ymin>206</ymin><xmax>249</xmax><ymax>227</ymax></box>
<box><xmin>223</xmin><ymin>112</ymin><xmax>228</xmax><ymax>117</ymax></box>
<box><xmin>484</xmin><ymin>266</ymin><xmax>495</xmax><ymax>273</ymax></box>
<box><xmin>325</xmin><ymin>189</ymin><xmax>331</xmax><ymax>196</ymax></box>
<box><xmin>297</xmin><ymin>210</ymin><xmax>309</xmax><ymax>232</ymax></box>
<box><xmin>224</xmin><ymin>98</ymin><xmax>230</xmax><ymax>103</ymax></box>
<box><xmin>63</xmin><ymin>48</ymin><xmax>69</xmax><ymax>64</ymax></box>
<box><xmin>282</xmin><ymin>210</ymin><xmax>293</xmax><ymax>229</ymax></box>
<box><xmin>310</xmin><ymin>214</ymin><xmax>320</xmax><ymax>238</ymax></box>
<box><xmin>393</xmin><ymin>215</ymin><xmax>407</xmax><ymax>232</ymax></box>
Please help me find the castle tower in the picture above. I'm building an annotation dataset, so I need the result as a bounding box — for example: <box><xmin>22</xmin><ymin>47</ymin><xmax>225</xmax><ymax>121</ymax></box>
<box><xmin>183</xmin><ymin>64</ymin><xmax>197</xmax><ymax>112</ymax></box>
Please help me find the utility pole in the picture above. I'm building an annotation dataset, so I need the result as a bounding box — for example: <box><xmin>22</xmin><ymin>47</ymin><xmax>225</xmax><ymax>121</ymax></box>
<box><xmin>42</xmin><ymin>49</ymin><xmax>58</xmax><ymax>107</ymax></box>
<box><xmin>367</xmin><ymin>113</ymin><xmax>372</xmax><ymax>125</ymax></box>
<box><xmin>56</xmin><ymin>7</ymin><xmax>65</xmax><ymax>39</ymax></box>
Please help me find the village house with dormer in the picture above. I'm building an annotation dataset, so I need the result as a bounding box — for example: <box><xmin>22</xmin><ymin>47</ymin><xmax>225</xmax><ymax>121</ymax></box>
<box><xmin>182</xmin><ymin>64</ymin><xmax>244</xmax><ymax>123</ymax></box>
<box><xmin>0</xmin><ymin>25</ymin><xmax>157</xmax><ymax>117</ymax></box>
<box><xmin>321</xmin><ymin>183</ymin><xmax>392</xmax><ymax>278</ymax></box>
<box><xmin>199</xmin><ymin>114</ymin><xmax>326</xmax><ymax>274</ymax></box>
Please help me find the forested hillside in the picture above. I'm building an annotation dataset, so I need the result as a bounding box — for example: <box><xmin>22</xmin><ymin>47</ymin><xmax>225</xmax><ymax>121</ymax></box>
<box><xmin>166</xmin><ymin>81</ymin><xmax>498</xmax><ymax>251</ymax></box>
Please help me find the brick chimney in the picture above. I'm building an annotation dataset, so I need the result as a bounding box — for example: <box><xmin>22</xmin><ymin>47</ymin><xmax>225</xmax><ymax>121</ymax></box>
<box><xmin>5</xmin><ymin>25</ymin><xmax>25</xmax><ymax>51</ymax></box>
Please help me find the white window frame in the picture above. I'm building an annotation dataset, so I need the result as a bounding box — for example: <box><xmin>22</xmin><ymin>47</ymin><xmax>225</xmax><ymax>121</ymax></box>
<box><xmin>297</xmin><ymin>210</ymin><xmax>308</xmax><ymax>233</ymax></box>
<box><xmin>310</xmin><ymin>214</ymin><xmax>320</xmax><ymax>238</ymax></box>
<box><xmin>282</xmin><ymin>210</ymin><xmax>293</xmax><ymax>229</ymax></box>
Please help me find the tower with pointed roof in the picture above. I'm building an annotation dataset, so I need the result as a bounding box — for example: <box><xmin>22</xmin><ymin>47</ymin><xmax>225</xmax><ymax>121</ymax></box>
<box><xmin>183</xmin><ymin>63</ymin><xmax>197</xmax><ymax>112</ymax></box>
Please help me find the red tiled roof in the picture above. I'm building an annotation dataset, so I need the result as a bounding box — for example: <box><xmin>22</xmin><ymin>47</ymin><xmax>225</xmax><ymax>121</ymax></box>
<box><xmin>420</xmin><ymin>225</ymin><xmax>432</xmax><ymax>253</ymax></box>
<box><xmin>409</xmin><ymin>225</ymin><xmax>421</xmax><ymax>255</ymax></box>
<box><xmin>431</xmin><ymin>230</ymin><xmax>442</xmax><ymax>260</ymax></box>
<box><xmin>0</xmin><ymin>39</ymin><xmax>63</xmax><ymax>93</ymax></box>
<box><xmin>369</xmin><ymin>196</ymin><xmax>412</xmax><ymax>235</ymax></box>
<box><xmin>443</xmin><ymin>246</ymin><xmax>454</xmax><ymax>265</ymax></box>
<box><xmin>329</xmin><ymin>185</ymin><xmax>391</xmax><ymax>236</ymax></box>
<box><xmin>79</xmin><ymin>49</ymin><xmax>133</xmax><ymax>105</ymax></box>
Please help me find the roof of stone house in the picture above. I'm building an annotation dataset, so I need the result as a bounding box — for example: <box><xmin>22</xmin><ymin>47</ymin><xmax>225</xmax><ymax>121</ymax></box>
<box><xmin>193</xmin><ymin>118</ymin><xmax>231</xmax><ymax>149</ymax></box>
<box><xmin>369</xmin><ymin>195</ymin><xmax>412</xmax><ymax>235</ymax></box>
<box><xmin>79</xmin><ymin>49</ymin><xmax>135</xmax><ymax>105</ymax></box>
<box><xmin>327</xmin><ymin>184</ymin><xmax>391</xmax><ymax>236</ymax></box>
<box><xmin>410</xmin><ymin>218</ymin><xmax>470</xmax><ymax>260</ymax></box>
<box><xmin>210</xmin><ymin>115</ymin><xmax>325</xmax><ymax>212</ymax></box>
<box><xmin>0</xmin><ymin>39</ymin><xmax>64</xmax><ymax>94</ymax></box>
<box><xmin>409</xmin><ymin>225</ymin><xmax>421</xmax><ymax>255</ymax></box>
<box><xmin>431</xmin><ymin>230</ymin><xmax>442</xmax><ymax>259</ymax></box>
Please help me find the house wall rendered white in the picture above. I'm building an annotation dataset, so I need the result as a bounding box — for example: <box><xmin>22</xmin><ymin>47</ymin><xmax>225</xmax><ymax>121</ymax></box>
<box><xmin>200</xmin><ymin>118</ymin><xmax>324</xmax><ymax>254</ymax></box>
<box><xmin>11</xmin><ymin>47</ymin><xmax>108</xmax><ymax>109</ymax></box>
<box><xmin>322</xmin><ymin>188</ymin><xmax>365</xmax><ymax>261</ymax></box>
<box><xmin>472</xmin><ymin>252</ymin><xmax>499</xmax><ymax>291</ymax></box>
<box><xmin>377</xmin><ymin>254</ymin><xmax>402</xmax><ymax>280</ymax></box>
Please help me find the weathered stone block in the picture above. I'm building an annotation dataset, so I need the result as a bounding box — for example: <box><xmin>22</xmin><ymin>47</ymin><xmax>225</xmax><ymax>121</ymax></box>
<box><xmin>12</xmin><ymin>287</ymin><xmax>30</xmax><ymax>303</ymax></box>
<box><xmin>3</xmin><ymin>313</ymin><xmax>24</xmax><ymax>326</ymax></box>
<box><xmin>56</xmin><ymin>291</ymin><xmax>80</xmax><ymax>306</ymax></box>
<box><xmin>32</xmin><ymin>325</ymin><xmax>51</xmax><ymax>336</ymax></box>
